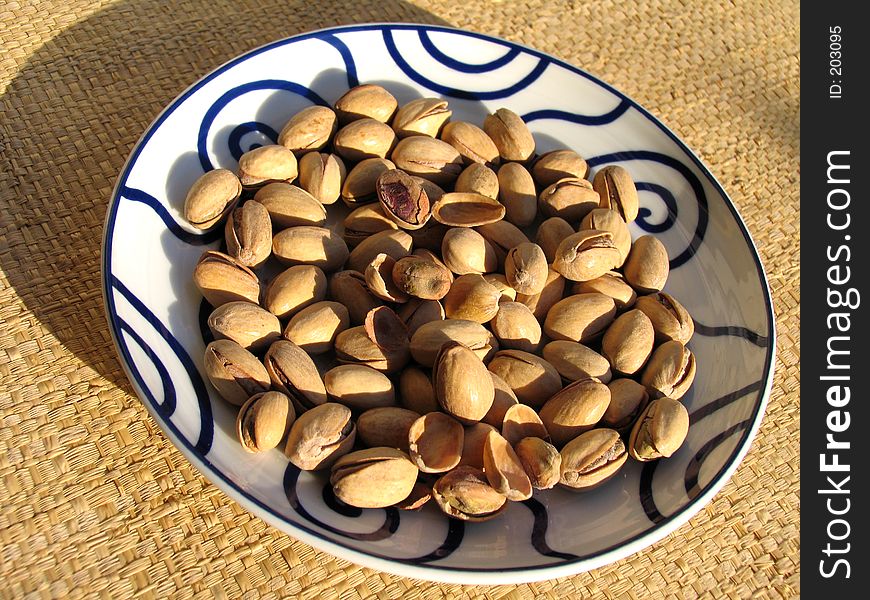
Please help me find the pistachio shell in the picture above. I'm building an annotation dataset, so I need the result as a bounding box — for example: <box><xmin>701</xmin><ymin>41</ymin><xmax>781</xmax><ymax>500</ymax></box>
<box><xmin>515</xmin><ymin>437</ymin><xmax>562</xmax><ymax>490</ymax></box>
<box><xmin>365</xmin><ymin>253</ymin><xmax>410</xmax><ymax>303</ymax></box>
<box><xmin>357</xmin><ymin>407</ymin><xmax>421</xmax><ymax>451</ymax></box>
<box><xmin>272</xmin><ymin>226</ymin><xmax>349</xmax><ymax>272</ymax></box>
<box><xmin>490</xmin><ymin>302</ymin><xmax>542</xmax><ymax>353</ymax></box>
<box><xmin>328</xmin><ymin>270</ymin><xmax>384</xmax><ymax>326</ymax></box>
<box><xmin>497</xmin><ymin>162</ymin><xmax>537</xmax><ymax>226</ymax></box>
<box><xmin>325</xmin><ymin>364</ymin><xmax>396</xmax><ymax>410</ymax></box>
<box><xmin>640</xmin><ymin>340</ymin><xmax>696</xmax><ymax>399</ymax></box>
<box><xmin>560</xmin><ymin>428</ymin><xmax>627</xmax><ymax>490</ymax></box>
<box><xmin>602</xmin><ymin>378</ymin><xmax>650</xmax><ymax>432</ymax></box>
<box><xmin>365</xmin><ymin>305</ymin><xmax>411</xmax><ymax>355</ymax></box>
<box><xmin>254</xmin><ymin>182</ymin><xmax>327</xmax><ymax>228</ymax></box>
<box><xmin>433</xmin><ymin>341</ymin><xmax>495</xmax><ymax>424</ymax></box>
<box><xmin>580</xmin><ymin>208</ymin><xmax>631</xmax><ymax>266</ymax></box>
<box><xmin>502</xmin><ymin>403</ymin><xmax>550</xmax><ymax>446</ymax></box>
<box><xmin>184</xmin><ymin>169</ymin><xmax>242</xmax><ymax>229</ymax></box>
<box><xmin>535</xmin><ymin>216</ymin><xmax>575</xmax><ymax>264</ymax></box>
<box><xmin>203</xmin><ymin>339</ymin><xmax>271</xmax><ymax>406</ymax></box>
<box><xmin>481</xmin><ymin>372</ymin><xmax>519</xmax><ymax>428</ymax></box>
<box><xmin>552</xmin><ymin>230</ymin><xmax>622</xmax><ymax>282</ymax></box>
<box><xmin>392</xmin><ymin>97</ymin><xmax>451</xmax><ymax>138</ymax></box>
<box><xmin>544</xmin><ymin>293</ymin><xmax>617</xmax><ymax>343</ymax></box>
<box><xmin>476</xmin><ymin>220</ymin><xmax>530</xmax><ymax>270</ymax></box>
<box><xmin>207</xmin><ymin>301</ymin><xmax>281</xmax><ymax>353</ymax></box>
<box><xmin>341</xmin><ymin>157</ymin><xmax>396</xmax><ymax>206</ymax></box>
<box><xmin>441</xmin><ymin>227</ymin><xmax>498</xmax><ymax>275</ymax></box>
<box><xmin>538</xmin><ymin>177</ymin><xmax>600</xmax><ymax>222</ymax></box>
<box><xmin>333</xmin><ymin>118</ymin><xmax>397</xmax><ymax>162</ymax></box>
<box><xmin>542</xmin><ymin>340</ymin><xmax>613</xmax><ymax>384</ymax></box>
<box><xmin>238</xmin><ymin>144</ymin><xmax>298</xmax><ymax>187</ymax></box>
<box><xmin>408</xmin><ymin>220</ymin><xmax>449</xmax><ymax>252</ymax></box>
<box><xmin>483</xmin><ymin>430</ymin><xmax>532</xmax><ymax>501</ymax></box>
<box><xmin>264</xmin><ymin>339</ymin><xmax>328</xmax><ymax>411</ymax></box>
<box><xmin>442</xmin><ymin>274</ymin><xmax>502</xmax><ymax>323</ymax></box>
<box><xmin>483</xmin><ymin>108</ymin><xmax>535</xmax><ymax>162</ymax></box>
<box><xmin>458</xmin><ymin>422</ymin><xmax>498</xmax><ymax>468</ymax></box>
<box><xmin>516</xmin><ymin>268</ymin><xmax>566</xmax><ymax>321</ymax></box>
<box><xmin>264</xmin><ymin>265</ymin><xmax>328</xmax><ymax>319</ymax></box>
<box><xmin>412</xmin><ymin>176</ymin><xmax>446</xmax><ymax>203</ymax></box>
<box><xmin>297</xmin><ymin>152</ymin><xmax>346</xmax><ymax>205</ymax></box>
<box><xmin>391</xmin><ymin>136</ymin><xmax>464</xmax><ymax>185</ymax></box>
<box><xmin>628</xmin><ymin>397</ymin><xmax>690</xmax><ymax>461</ymax></box>
<box><xmin>224</xmin><ymin>200</ymin><xmax>272</xmax><ymax>268</ymax></box>
<box><xmin>432</xmin><ymin>466</ymin><xmax>507</xmax><ymax>521</ymax></box>
<box><xmin>440</xmin><ymin>121</ymin><xmax>500</xmax><ymax>167</ymax></box>
<box><xmin>330</xmin><ymin>447</ymin><xmax>418</xmax><ymax>508</ymax></box>
<box><xmin>571</xmin><ymin>272</ymin><xmax>637</xmax><ymax>310</ymax></box>
<box><xmin>601</xmin><ymin>309</ymin><xmax>655</xmax><ymax>375</ymax></box>
<box><xmin>409</xmin><ymin>319</ymin><xmax>494</xmax><ymax>367</ymax></box>
<box><xmin>236</xmin><ymin>391</ymin><xmax>295</xmax><ymax>453</ymax></box>
<box><xmin>408</xmin><ymin>412</ymin><xmax>464</xmax><ymax>473</ymax></box>
<box><xmin>454</xmin><ymin>163</ymin><xmax>499</xmax><ymax>199</ymax></box>
<box><xmin>394</xmin><ymin>481</ymin><xmax>433</xmax><ymax>510</ymax></box>
<box><xmin>634</xmin><ymin>292</ymin><xmax>695</xmax><ymax>344</ymax></box>
<box><xmin>282</xmin><ymin>300</ymin><xmax>349</xmax><ymax>354</ymax></box>
<box><xmin>593</xmin><ymin>165</ymin><xmax>639</xmax><ymax>223</ymax></box>
<box><xmin>483</xmin><ymin>274</ymin><xmax>517</xmax><ymax>303</ymax></box>
<box><xmin>486</xmin><ymin>350</ymin><xmax>562</xmax><ymax>408</ymax></box>
<box><xmin>277</xmin><ymin>105</ymin><xmax>338</xmax><ymax>155</ymax></box>
<box><xmin>193</xmin><ymin>250</ymin><xmax>260</xmax><ymax>307</ymax></box>
<box><xmin>531</xmin><ymin>149</ymin><xmax>588</xmax><ymax>188</ymax></box>
<box><xmin>539</xmin><ymin>377</ymin><xmax>611</xmax><ymax>447</ymax></box>
<box><xmin>397</xmin><ymin>298</ymin><xmax>445</xmax><ymax>335</ymax></box>
<box><xmin>623</xmin><ymin>235</ymin><xmax>670</xmax><ymax>293</ymax></box>
<box><xmin>346</xmin><ymin>228</ymin><xmax>413</xmax><ymax>273</ymax></box>
<box><xmin>334</xmin><ymin>84</ymin><xmax>398</xmax><ymax>124</ymax></box>
<box><xmin>376</xmin><ymin>169</ymin><xmax>431</xmax><ymax>230</ymax></box>
<box><xmin>505</xmin><ymin>242</ymin><xmax>548</xmax><ymax>296</ymax></box>
<box><xmin>398</xmin><ymin>366</ymin><xmax>440</xmax><ymax>414</ymax></box>
<box><xmin>342</xmin><ymin>203</ymin><xmax>399</xmax><ymax>247</ymax></box>
<box><xmin>431</xmin><ymin>192</ymin><xmax>505</xmax><ymax>227</ymax></box>
<box><xmin>285</xmin><ymin>403</ymin><xmax>356</xmax><ymax>470</ymax></box>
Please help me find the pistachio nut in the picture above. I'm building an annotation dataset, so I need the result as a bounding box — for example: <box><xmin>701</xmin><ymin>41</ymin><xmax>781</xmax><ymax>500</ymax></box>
<box><xmin>640</xmin><ymin>340</ymin><xmax>696</xmax><ymax>400</ymax></box>
<box><xmin>277</xmin><ymin>105</ymin><xmax>338</xmax><ymax>155</ymax></box>
<box><xmin>207</xmin><ymin>301</ymin><xmax>281</xmax><ymax>353</ymax></box>
<box><xmin>571</xmin><ymin>272</ymin><xmax>637</xmax><ymax>310</ymax></box>
<box><xmin>487</xmin><ymin>350</ymin><xmax>562</xmax><ymax>408</ymax></box>
<box><xmin>442</xmin><ymin>274</ymin><xmax>502</xmax><ymax>323</ymax></box>
<box><xmin>441</xmin><ymin>227</ymin><xmax>498</xmax><ymax>275</ymax></box>
<box><xmin>628</xmin><ymin>397</ymin><xmax>690</xmax><ymax>461</ymax></box>
<box><xmin>483</xmin><ymin>108</ymin><xmax>535</xmax><ymax>163</ymax></box>
<box><xmin>515</xmin><ymin>437</ymin><xmax>562</xmax><ymax>490</ymax></box>
<box><xmin>253</xmin><ymin>182</ymin><xmax>327</xmax><ymax>228</ymax></box>
<box><xmin>203</xmin><ymin>339</ymin><xmax>271</xmax><ymax>406</ymax></box>
<box><xmin>184</xmin><ymin>168</ymin><xmax>242</xmax><ymax>229</ymax></box>
<box><xmin>390</xmin><ymin>136</ymin><xmax>464</xmax><ymax>185</ymax></box>
<box><xmin>394</xmin><ymin>481</ymin><xmax>433</xmax><ymax>510</ymax></box>
<box><xmin>325</xmin><ymin>364</ymin><xmax>396</xmax><ymax>410</ymax></box>
<box><xmin>593</xmin><ymin>165</ymin><xmax>639</xmax><ymax>223</ymax></box>
<box><xmin>391</xmin><ymin>255</ymin><xmax>452</xmax><ymax>300</ymax></box>
<box><xmin>481</xmin><ymin>372</ymin><xmax>519</xmax><ymax>428</ymax></box>
<box><xmin>601</xmin><ymin>309</ymin><xmax>655</xmax><ymax>375</ymax></box>
<box><xmin>333</xmin><ymin>117</ymin><xmax>398</xmax><ymax>162</ymax></box>
<box><xmin>282</xmin><ymin>300</ymin><xmax>349</xmax><ymax>354</ymax></box>
<box><xmin>272</xmin><ymin>226</ymin><xmax>349</xmax><ymax>272</ymax></box>
<box><xmin>342</xmin><ymin>203</ymin><xmax>399</xmax><ymax>247</ymax></box>
<box><xmin>264</xmin><ymin>339</ymin><xmax>328</xmax><ymax>411</ymax></box>
<box><xmin>454</xmin><ymin>163</ymin><xmax>499</xmax><ymax>199</ymax></box>
<box><xmin>483</xmin><ymin>274</ymin><xmax>517</xmax><ymax>303</ymax></box>
<box><xmin>398</xmin><ymin>366</ymin><xmax>440</xmax><ymax>414</ymax></box>
<box><xmin>538</xmin><ymin>177</ymin><xmax>600</xmax><ymax>222</ymax></box>
<box><xmin>543</xmin><ymin>293</ymin><xmax>617</xmax><ymax>343</ymax></box>
<box><xmin>635</xmin><ymin>292</ymin><xmax>694</xmax><ymax>344</ymax></box>
<box><xmin>410</xmin><ymin>319</ymin><xmax>494</xmax><ymax>366</ymax></box>
<box><xmin>483</xmin><ymin>430</ymin><xmax>532</xmax><ymax>501</ymax></box>
<box><xmin>238</xmin><ymin>144</ymin><xmax>298</xmax><ymax>187</ymax></box>
<box><xmin>408</xmin><ymin>412</ymin><xmax>465</xmax><ymax>473</ymax></box>
<box><xmin>193</xmin><ymin>250</ymin><xmax>260</xmax><ymax>307</ymax></box>
<box><xmin>432</xmin><ymin>466</ymin><xmax>507</xmax><ymax>521</ymax></box>
<box><xmin>502</xmin><ymin>403</ymin><xmax>550</xmax><ymax>446</ymax></box>
<box><xmin>475</xmin><ymin>220</ymin><xmax>530</xmax><ymax>265</ymax></box>
<box><xmin>341</xmin><ymin>157</ymin><xmax>396</xmax><ymax>206</ymax></box>
<box><xmin>264</xmin><ymin>264</ymin><xmax>327</xmax><ymax>319</ymax></box>
<box><xmin>224</xmin><ymin>200</ymin><xmax>272</xmax><ymax>268</ymax></box>
<box><xmin>328</xmin><ymin>270</ymin><xmax>384</xmax><ymax>325</ymax></box>
<box><xmin>397</xmin><ymin>298</ymin><xmax>445</xmax><ymax>335</ymax></box>
<box><xmin>297</xmin><ymin>151</ymin><xmax>346</xmax><ymax>205</ymax></box>
<box><xmin>560</xmin><ymin>428</ymin><xmax>627</xmax><ymax>490</ymax></box>
<box><xmin>623</xmin><ymin>235</ymin><xmax>670</xmax><ymax>293</ymax></box>
<box><xmin>539</xmin><ymin>377</ymin><xmax>611</xmax><ymax>447</ymax></box>
<box><xmin>236</xmin><ymin>391</ymin><xmax>295</xmax><ymax>453</ymax></box>
<box><xmin>490</xmin><ymin>301</ymin><xmax>542</xmax><ymax>353</ymax></box>
<box><xmin>531</xmin><ymin>149</ymin><xmax>588</xmax><ymax>188</ymax></box>
<box><xmin>542</xmin><ymin>340</ymin><xmax>613</xmax><ymax>384</ymax></box>
<box><xmin>497</xmin><ymin>162</ymin><xmax>537</xmax><ymax>227</ymax></box>
<box><xmin>504</xmin><ymin>242</ymin><xmax>548</xmax><ymax>296</ymax></box>
<box><xmin>365</xmin><ymin>253</ymin><xmax>410</xmax><ymax>303</ymax></box>
<box><xmin>334</xmin><ymin>84</ymin><xmax>398</xmax><ymax>124</ymax></box>
<box><xmin>392</xmin><ymin>97</ymin><xmax>451</xmax><ymax>138</ymax></box>
<box><xmin>602</xmin><ymin>378</ymin><xmax>650</xmax><ymax>433</ymax></box>
<box><xmin>535</xmin><ymin>216</ymin><xmax>575</xmax><ymax>264</ymax></box>
<box><xmin>580</xmin><ymin>208</ymin><xmax>631</xmax><ymax>266</ymax></box>
<box><xmin>440</xmin><ymin>120</ymin><xmax>500</xmax><ymax>167</ymax></box>
<box><xmin>334</xmin><ymin>324</ymin><xmax>409</xmax><ymax>374</ymax></box>
<box><xmin>552</xmin><ymin>230</ymin><xmax>622</xmax><ymax>282</ymax></box>
<box><xmin>433</xmin><ymin>341</ymin><xmax>495</xmax><ymax>424</ymax></box>
<box><xmin>431</xmin><ymin>192</ymin><xmax>506</xmax><ymax>227</ymax></box>
<box><xmin>285</xmin><ymin>402</ymin><xmax>356</xmax><ymax>470</ymax></box>
<box><xmin>357</xmin><ymin>406</ymin><xmax>421</xmax><ymax>452</ymax></box>
<box><xmin>516</xmin><ymin>268</ymin><xmax>566</xmax><ymax>321</ymax></box>
<box><xmin>330</xmin><ymin>447</ymin><xmax>419</xmax><ymax>508</ymax></box>
<box><xmin>458</xmin><ymin>422</ymin><xmax>498</xmax><ymax>469</ymax></box>
<box><xmin>376</xmin><ymin>169</ymin><xmax>431</xmax><ymax>230</ymax></box>
<box><xmin>346</xmin><ymin>228</ymin><xmax>413</xmax><ymax>273</ymax></box>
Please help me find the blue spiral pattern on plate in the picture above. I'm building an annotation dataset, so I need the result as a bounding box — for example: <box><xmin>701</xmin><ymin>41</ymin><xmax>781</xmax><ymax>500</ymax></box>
<box><xmin>102</xmin><ymin>24</ymin><xmax>774</xmax><ymax>573</ymax></box>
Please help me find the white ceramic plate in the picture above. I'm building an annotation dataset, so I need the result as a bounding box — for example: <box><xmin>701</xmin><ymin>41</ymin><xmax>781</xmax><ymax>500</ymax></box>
<box><xmin>101</xmin><ymin>23</ymin><xmax>775</xmax><ymax>584</ymax></box>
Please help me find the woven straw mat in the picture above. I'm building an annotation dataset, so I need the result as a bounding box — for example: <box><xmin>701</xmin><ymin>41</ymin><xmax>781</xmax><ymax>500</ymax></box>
<box><xmin>0</xmin><ymin>0</ymin><xmax>798</xmax><ymax>597</ymax></box>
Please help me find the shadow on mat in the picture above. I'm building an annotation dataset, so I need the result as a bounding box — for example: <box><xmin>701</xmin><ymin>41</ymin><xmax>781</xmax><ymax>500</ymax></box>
<box><xmin>0</xmin><ymin>1</ymin><xmax>450</xmax><ymax>390</ymax></box>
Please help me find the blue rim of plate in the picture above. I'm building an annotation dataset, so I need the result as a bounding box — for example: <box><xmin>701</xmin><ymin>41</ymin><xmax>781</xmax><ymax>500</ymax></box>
<box><xmin>101</xmin><ymin>23</ymin><xmax>776</xmax><ymax>583</ymax></box>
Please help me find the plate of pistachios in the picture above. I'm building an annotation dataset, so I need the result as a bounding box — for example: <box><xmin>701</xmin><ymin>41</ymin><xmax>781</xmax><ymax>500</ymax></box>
<box><xmin>102</xmin><ymin>23</ymin><xmax>775</xmax><ymax>583</ymax></box>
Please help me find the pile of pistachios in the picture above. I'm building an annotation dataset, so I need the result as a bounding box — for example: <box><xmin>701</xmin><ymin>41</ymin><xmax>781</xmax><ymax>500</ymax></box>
<box><xmin>184</xmin><ymin>84</ymin><xmax>696</xmax><ymax>521</ymax></box>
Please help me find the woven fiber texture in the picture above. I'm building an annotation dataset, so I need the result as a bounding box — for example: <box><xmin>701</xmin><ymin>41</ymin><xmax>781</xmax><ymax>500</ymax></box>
<box><xmin>0</xmin><ymin>0</ymin><xmax>799</xmax><ymax>597</ymax></box>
